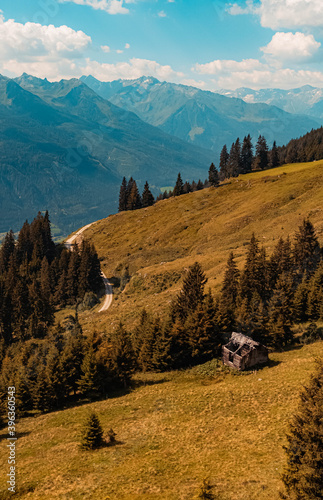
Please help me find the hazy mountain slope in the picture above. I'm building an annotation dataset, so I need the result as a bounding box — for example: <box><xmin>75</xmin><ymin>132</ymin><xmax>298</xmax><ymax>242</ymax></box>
<box><xmin>0</xmin><ymin>75</ymin><xmax>212</xmax><ymax>235</ymax></box>
<box><xmin>81</xmin><ymin>75</ymin><xmax>320</xmax><ymax>155</ymax></box>
<box><xmin>218</xmin><ymin>85</ymin><xmax>323</xmax><ymax>121</ymax></box>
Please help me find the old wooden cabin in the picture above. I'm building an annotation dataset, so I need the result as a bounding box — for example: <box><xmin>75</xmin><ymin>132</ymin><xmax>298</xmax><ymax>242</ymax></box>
<box><xmin>222</xmin><ymin>332</ymin><xmax>268</xmax><ymax>370</ymax></box>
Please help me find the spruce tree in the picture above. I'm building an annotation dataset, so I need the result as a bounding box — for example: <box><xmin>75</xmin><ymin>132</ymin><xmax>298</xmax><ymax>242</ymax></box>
<box><xmin>293</xmin><ymin>219</ymin><xmax>320</xmax><ymax>276</ymax></box>
<box><xmin>80</xmin><ymin>411</ymin><xmax>104</xmax><ymax>450</ymax></box>
<box><xmin>0</xmin><ymin>230</ymin><xmax>15</xmax><ymax>274</ymax></box>
<box><xmin>118</xmin><ymin>176</ymin><xmax>127</xmax><ymax>212</ymax></box>
<box><xmin>173</xmin><ymin>173</ymin><xmax>184</xmax><ymax>196</ymax></box>
<box><xmin>269</xmin><ymin>140</ymin><xmax>280</xmax><ymax>169</ymax></box>
<box><xmin>77</xmin><ymin>345</ymin><xmax>99</xmax><ymax>398</ymax></box>
<box><xmin>172</xmin><ymin>262</ymin><xmax>207</xmax><ymax>320</ymax></box>
<box><xmin>219</xmin><ymin>144</ymin><xmax>229</xmax><ymax>180</ymax></box>
<box><xmin>110</xmin><ymin>323</ymin><xmax>135</xmax><ymax>387</ymax></box>
<box><xmin>253</xmin><ymin>135</ymin><xmax>268</xmax><ymax>170</ymax></box>
<box><xmin>241</xmin><ymin>134</ymin><xmax>253</xmax><ymax>173</ymax></box>
<box><xmin>141</xmin><ymin>181</ymin><xmax>155</xmax><ymax>208</ymax></box>
<box><xmin>127</xmin><ymin>180</ymin><xmax>142</xmax><ymax>211</ymax></box>
<box><xmin>282</xmin><ymin>359</ymin><xmax>323</xmax><ymax>499</ymax></box>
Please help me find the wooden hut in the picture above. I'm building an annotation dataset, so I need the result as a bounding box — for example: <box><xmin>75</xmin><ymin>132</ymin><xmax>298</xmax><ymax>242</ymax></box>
<box><xmin>222</xmin><ymin>332</ymin><xmax>268</xmax><ymax>370</ymax></box>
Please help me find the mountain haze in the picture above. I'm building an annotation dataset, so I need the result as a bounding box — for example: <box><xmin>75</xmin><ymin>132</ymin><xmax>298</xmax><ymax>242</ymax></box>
<box><xmin>218</xmin><ymin>85</ymin><xmax>323</xmax><ymax>121</ymax></box>
<box><xmin>81</xmin><ymin>75</ymin><xmax>320</xmax><ymax>155</ymax></box>
<box><xmin>0</xmin><ymin>74</ymin><xmax>212</xmax><ymax>235</ymax></box>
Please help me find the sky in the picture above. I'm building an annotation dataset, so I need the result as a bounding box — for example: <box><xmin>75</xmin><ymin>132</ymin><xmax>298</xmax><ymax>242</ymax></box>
<box><xmin>1</xmin><ymin>0</ymin><xmax>323</xmax><ymax>89</ymax></box>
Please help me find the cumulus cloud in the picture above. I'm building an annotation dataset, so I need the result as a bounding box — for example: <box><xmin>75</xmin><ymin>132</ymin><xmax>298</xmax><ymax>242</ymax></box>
<box><xmin>0</xmin><ymin>16</ymin><xmax>91</xmax><ymax>62</ymax></box>
<box><xmin>101</xmin><ymin>45</ymin><xmax>110</xmax><ymax>52</ymax></box>
<box><xmin>228</xmin><ymin>0</ymin><xmax>323</xmax><ymax>29</ymax></box>
<box><xmin>158</xmin><ymin>10</ymin><xmax>167</xmax><ymax>17</ymax></box>
<box><xmin>125</xmin><ymin>43</ymin><xmax>130</xmax><ymax>49</ymax></box>
<box><xmin>58</xmin><ymin>0</ymin><xmax>131</xmax><ymax>15</ymax></box>
<box><xmin>0</xmin><ymin>15</ymin><xmax>91</xmax><ymax>79</ymax></box>
<box><xmin>81</xmin><ymin>57</ymin><xmax>184</xmax><ymax>81</ymax></box>
<box><xmin>194</xmin><ymin>58</ymin><xmax>265</xmax><ymax>75</ymax></box>
<box><xmin>261</xmin><ymin>32</ymin><xmax>321</xmax><ymax>65</ymax></box>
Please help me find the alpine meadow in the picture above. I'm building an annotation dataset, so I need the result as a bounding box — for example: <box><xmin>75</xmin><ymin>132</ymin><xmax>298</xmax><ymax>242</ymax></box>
<box><xmin>1</xmin><ymin>1</ymin><xmax>323</xmax><ymax>499</ymax></box>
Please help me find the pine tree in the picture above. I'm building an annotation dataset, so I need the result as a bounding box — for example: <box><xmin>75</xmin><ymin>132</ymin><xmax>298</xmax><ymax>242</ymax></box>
<box><xmin>282</xmin><ymin>359</ymin><xmax>323</xmax><ymax>499</ymax></box>
<box><xmin>118</xmin><ymin>176</ymin><xmax>128</xmax><ymax>212</ymax></box>
<box><xmin>219</xmin><ymin>144</ymin><xmax>229</xmax><ymax>180</ymax></box>
<box><xmin>253</xmin><ymin>135</ymin><xmax>268</xmax><ymax>171</ymax></box>
<box><xmin>269</xmin><ymin>140</ymin><xmax>280</xmax><ymax>169</ymax></box>
<box><xmin>218</xmin><ymin>252</ymin><xmax>240</xmax><ymax>332</ymax></box>
<box><xmin>141</xmin><ymin>181</ymin><xmax>155</xmax><ymax>208</ymax></box>
<box><xmin>110</xmin><ymin>323</ymin><xmax>135</xmax><ymax>387</ymax></box>
<box><xmin>173</xmin><ymin>173</ymin><xmax>184</xmax><ymax>196</ymax></box>
<box><xmin>183</xmin><ymin>181</ymin><xmax>192</xmax><ymax>194</ymax></box>
<box><xmin>241</xmin><ymin>134</ymin><xmax>253</xmax><ymax>173</ymax></box>
<box><xmin>293</xmin><ymin>277</ymin><xmax>309</xmax><ymax>323</ymax></box>
<box><xmin>268</xmin><ymin>273</ymin><xmax>294</xmax><ymax>347</ymax></box>
<box><xmin>172</xmin><ymin>262</ymin><xmax>207</xmax><ymax>320</ymax></box>
<box><xmin>0</xmin><ymin>230</ymin><xmax>15</xmax><ymax>274</ymax></box>
<box><xmin>293</xmin><ymin>219</ymin><xmax>320</xmax><ymax>276</ymax></box>
<box><xmin>127</xmin><ymin>180</ymin><xmax>142</xmax><ymax>211</ymax></box>
<box><xmin>80</xmin><ymin>411</ymin><xmax>104</xmax><ymax>450</ymax></box>
<box><xmin>77</xmin><ymin>345</ymin><xmax>99</xmax><ymax>398</ymax></box>
<box><xmin>227</xmin><ymin>138</ymin><xmax>242</xmax><ymax>177</ymax></box>
<box><xmin>240</xmin><ymin>234</ymin><xmax>267</xmax><ymax>305</ymax></box>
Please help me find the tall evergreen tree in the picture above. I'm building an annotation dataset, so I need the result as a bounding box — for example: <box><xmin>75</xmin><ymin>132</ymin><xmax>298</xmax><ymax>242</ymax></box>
<box><xmin>269</xmin><ymin>140</ymin><xmax>280</xmax><ymax>169</ymax></box>
<box><xmin>126</xmin><ymin>180</ymin><xmax>142</xmax><ymax>211</ymax></box>
<box><xmin>172</xmin><ymin>262</ymin><xmax>207</xmax><ymax>320</ymax></box>
<box><xmin>118</xmin><ymin>176</ymin><xmax>128</xmax><ymax>212</ymax></box>
<box><xmin>141</xmin><ymin>181</ymin><xmax>155</xmax><ymax>207</ymax></box>
<box><xmin>241</xmin><ymin>134</ymin><xmax>253</xmax><ymax>173</ymax></box>
<box><xmin>173</xmin><ymin>173</ymin><xmax>184</xmax><ymax>197</ymax></box>
<box><xmin>208</xmin><ymin>163</ymin><xmax>219</xmax><ymax>187</ymax></box>
<box><xmin>293</xmin><ymin>219</ymin><xmax>320</xmax><ymax>276</ymax></box>
<box><xmin>253</xmin><ymin>135</ymin><xmax>268</xmax><ymax>170</ymax></box>
<box><xmin>219</xmin><ymin>144</ymin><xmax>229</xmax><ymax>180</ymax></box>
<box><xmin>282</xmin><ymin>359</ymin><xmax>323</xmax><ymax>499</ymax></box>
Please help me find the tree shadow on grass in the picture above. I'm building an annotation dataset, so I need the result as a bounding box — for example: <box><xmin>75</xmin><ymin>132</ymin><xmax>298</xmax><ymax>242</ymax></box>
<box><xmin>0</xmin><ymin>430</ymin><xmax>30</xmax><ymax>442</ymax></box>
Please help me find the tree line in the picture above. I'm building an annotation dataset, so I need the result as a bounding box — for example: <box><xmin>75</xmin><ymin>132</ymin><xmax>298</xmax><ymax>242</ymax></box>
<box><xmin>127</xmin><ymin>219</ymin><xmax>323</xmax><ymax>374</ymax></box>
<box><xmin>119</xmin><ymin>168</ymin><xmax>219</xmax><ymax>212</ymax></box>
<box><xmin>0</xmin><ymin>212</ymin><xmax>103</xmax><ymax>345</ymax></box>
<box><xmin>0</xmin><ymin>211</ymin><xmax>135</xmax><ymax>421</ymax></box>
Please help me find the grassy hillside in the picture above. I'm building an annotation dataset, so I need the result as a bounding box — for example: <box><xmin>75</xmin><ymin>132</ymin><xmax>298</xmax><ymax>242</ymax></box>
<box><xmin>76</xmin><ymin>160</ymin><xmax>323</xmax><ymax>334</ymax></box>
<box><xmin>0</xmin><ymin>341</ymin><xmax>321</xmax><ymax>499</ymax></box>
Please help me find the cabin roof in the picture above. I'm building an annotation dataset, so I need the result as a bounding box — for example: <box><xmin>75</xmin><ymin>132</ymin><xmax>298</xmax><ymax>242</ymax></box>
<box><xmin>224</xmin><ymin>332</ymin><xmax>262</xmax><ymax>351</ymax></box>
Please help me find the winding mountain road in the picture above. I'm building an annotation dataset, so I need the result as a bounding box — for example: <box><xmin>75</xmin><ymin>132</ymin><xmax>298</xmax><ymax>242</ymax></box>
<box><xmin>65</xmin><ymin>223</ymin><xmax>113</xmax><ymax>313</ymax></box>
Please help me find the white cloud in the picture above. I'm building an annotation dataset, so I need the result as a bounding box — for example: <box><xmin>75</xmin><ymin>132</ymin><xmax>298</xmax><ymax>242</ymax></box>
<box><xmin>194</xmin><ymin>58</ymin><xmax>265</xmax><ymax>75</ymax></box>
<box><xmin>125</xmin><ymin>43</ymin><xmax>130</xmax><ymax>49</ymax></box>
<box><xmin>0</xmin><ymin>15</ymin><xmax>91</xmax><ymax>79</ymax></box>
<box><xmin>81</xmin><ymin>57</ymin><xmax>184</xmax><ymax>81</ymax></box>
<box><xmin>101</xmin><ymin>45</ymin><xmax>110</xmax><ymax>52</ymax></box>
<box><xmin>0</xmin><ymin>16</ymin><xmax>91</xmax><ymax>61</ymax></box>
<box><xmin>116</xmin><ymin>49</ymin><xmax>123</xmax><ymax>53</ymax></box>
<box><xmin>158</xmin><ymin>10</ymin><xmax>167</xmax><ymax>17</ymax></box>
<box><xmin>58</xmin><ymin>0</ymin><xmax>130</xmax><ymax>15</ymax></box>
<box><xmin>261</xmin><ymin>32</ymin><xmax>321</xmax><ymax>65</ymax></box>
<box><xmin>228</xmin><ymin>0</ymin><xmax>323</xmax><ymax>29</ymax></box>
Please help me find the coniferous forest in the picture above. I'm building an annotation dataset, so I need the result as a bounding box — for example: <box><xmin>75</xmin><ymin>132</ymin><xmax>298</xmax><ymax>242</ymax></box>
<box><xmin>0</xmin><ymin>212</ymin><xmax>135</xmax><ymax>419</ymax></box>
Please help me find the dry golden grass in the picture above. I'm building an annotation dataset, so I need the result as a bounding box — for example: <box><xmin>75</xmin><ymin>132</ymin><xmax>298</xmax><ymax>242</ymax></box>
<box><xmin>0</xmin><ymin>342</ymin><xmax>322</xmax><ymax>499</ymax></box>
<box><xmin>74</xmin><ymin>160</ymin><xmax>323</xmax><ymax>334</ymax></box>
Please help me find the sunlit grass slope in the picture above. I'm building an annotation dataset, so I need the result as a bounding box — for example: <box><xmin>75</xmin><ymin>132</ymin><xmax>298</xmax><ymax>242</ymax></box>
<box><xmin>76</xmin><ymin>160</ymin><xmax>323</xmax><ymax>333</ymax></box>
<box><xmin>0</xmin><ymin>342</ymin><xmax>322</xmax><ymax>499</ymax></box>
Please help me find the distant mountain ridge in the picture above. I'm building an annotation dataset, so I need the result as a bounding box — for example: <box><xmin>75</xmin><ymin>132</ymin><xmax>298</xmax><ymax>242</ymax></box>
<box><xmin>0</xmin><ymin>73</ymin><xmax>212</xmax><ymax>235</ymax></box>
<box><xmin>81</xmin><ymin>75</ymin><xmax>320</xmax><ymax>155</ymax></box>
<box><xmin>217</xmin><ymin>85</ymin><xmax>323</xmax><ymax>120</ymax></box>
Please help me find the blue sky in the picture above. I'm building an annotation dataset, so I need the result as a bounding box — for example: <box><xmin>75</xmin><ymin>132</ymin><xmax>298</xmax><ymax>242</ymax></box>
<box><xmin>1</xmin><ymin>0</ymin><xmax>323</xmax><ymax>89</ymax></box>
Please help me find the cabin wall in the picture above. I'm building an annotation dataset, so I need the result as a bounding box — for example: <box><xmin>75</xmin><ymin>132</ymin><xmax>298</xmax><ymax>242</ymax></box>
<box><xmin>222</xmin><ymin>345</ymin><xmax>268</xmax><ymax>370</ymax></box>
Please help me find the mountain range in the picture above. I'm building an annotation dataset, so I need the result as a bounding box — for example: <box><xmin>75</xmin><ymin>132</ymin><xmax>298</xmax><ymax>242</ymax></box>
<box><xmin>81</xmin><ymin>75</ymin><xmax>320</xmax><ymax>153</ymax></box>
<box><xmin>217</xmin><ymin>85</ymin><xmax>323</xmax><ymax>120</ymax></box>
<box><xmin>0</xmin><ymin>74</ymin><xmax>211</xmax><ymax>235</ymax></box>
<box><xmin>0</xmin><ymin>73</ymin><xmax>321</xmax><ymax>236</ymax></box>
